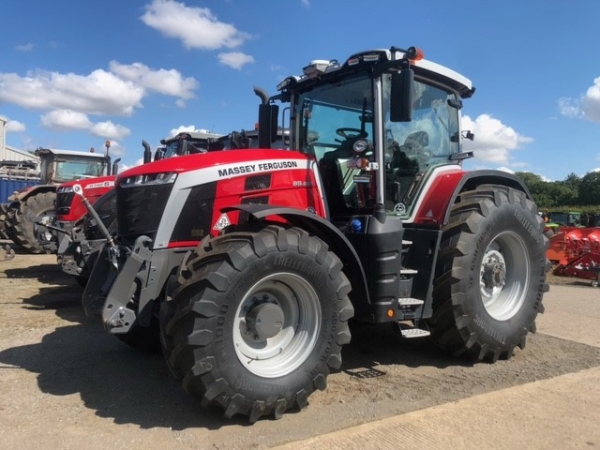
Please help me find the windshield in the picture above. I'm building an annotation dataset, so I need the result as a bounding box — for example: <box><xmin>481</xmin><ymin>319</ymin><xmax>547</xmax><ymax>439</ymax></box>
<box><xmin>295</xmin><ymin>76</ymin><xmax>376</xmax><ymax>219</ymax></box>
<box><xmin>296</xmin><ymin>76</ymin><xmax>373</xmax><ymax>161</ymax></box>
<box><xmin>163</xmin><ymin>141</ymin><xmax>181</xmax><ymax>158</ymax></box>
<box><xmin>54</xmin><ymin>157</ymin><xmax>105</xmax><ymax>182</ymax></box>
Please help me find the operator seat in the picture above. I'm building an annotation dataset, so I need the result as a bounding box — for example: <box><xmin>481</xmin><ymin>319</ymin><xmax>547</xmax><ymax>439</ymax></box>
<box><xmin>318</xmin><ymin>138</ymin><xmax>358</xmax><ymax>220</ymax></box>
<box><xmin>403</xmin><ymin>130</ymin><xmax>429</xmax><ymax>155</ymax></box>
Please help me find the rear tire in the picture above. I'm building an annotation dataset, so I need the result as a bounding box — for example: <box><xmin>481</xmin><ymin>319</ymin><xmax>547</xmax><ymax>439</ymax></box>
<box><xmin>428</xmin><ymin>185</ymin><xmax>549</xmax><ymax>362</ymax></box>
<box><xmin>160</xmin><ymin>225</ymin><xmax>353</xmax><ymax>422</ymax></box>
<box><xmin>0</xmin><ymin>204</ymin><xmax>11</xmax><ymax>240</ymax></box>
<box><xmin>6</xmin><ymin>192</ymin><xmax>56</xmax><ymax>254</ymax></box>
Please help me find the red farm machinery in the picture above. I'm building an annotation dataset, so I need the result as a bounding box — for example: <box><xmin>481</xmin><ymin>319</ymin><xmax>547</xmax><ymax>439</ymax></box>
<box><xmin>77</xmin><ymin>45</ymin><xmax>550</xmax><ymax>422</ymax></box>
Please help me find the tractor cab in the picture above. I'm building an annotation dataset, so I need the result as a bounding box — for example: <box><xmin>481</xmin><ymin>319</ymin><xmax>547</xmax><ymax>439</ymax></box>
<box><xmin>157</xmin><ymin>130</ymin><xmax>224</xmax><ymax>160</ymax></box>
<box><xmin>258</xmin><ymin>47</ymin><xmax>475</xmax><ymax>224</ymax></box>
<box><xmin>35</xmin><ymin>148</ymin><xmax>110</xmax><ymax>184</ymax></box>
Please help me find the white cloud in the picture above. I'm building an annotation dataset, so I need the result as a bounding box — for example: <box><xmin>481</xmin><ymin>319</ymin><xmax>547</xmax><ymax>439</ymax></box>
<box><xmin>461</xmin><ymin>114</ymin><xmax>533</xmax><ymax>165</ymax></box>
<box><xmin>0</xmin><ymin>70</ymin><xmax>144</xmax><ymax>116</ymax></box>
<box><xmin>90</xmin><ymin>121</ymin><xmax>131</xmax><ymax>140</ymax></box>
<box><xmin>559</xmin><ymin>77</ymin><xmax>600</xmax><ymax>122</ymax></box>
<box><xmin>108</xmin><ymin>61</ymin><xmax>197</xmax><ymax>100</ymax></box>
<box><xmin>41</xmin><ymin>110</ymin><xmax>92</xmax><ymax>130</ymax></box>
<box><xmin>141</xmin><ymin>0</ymin><xmax>251</xmax><ymax>50</ymax></box>
<box><xmin>0</xmin><ymin>62</ymin><xmax>198</xmax><ymax>118</ymax></box>
<box><xmin>169</xmin><ymin>125</ymin><xmax>196</xmax><ymax>136</ymax></box>
<box><xmin>0</xmin><ymin>60</ymin><xmax>199</xmax><ymax>141</ymax></box>
<box><xmin>40</xmin><ymin>110</ymin><xmax>131</xmax><ymax>141</ymax></box>
<box><xmin>217</xmin><ymin>52</ymin><xmax>255</xmax><ymax>70</ymax></box>
<box><xmin>0</xmin><ymin>116</ymin><xmax>27</xmax><ymax>133</ymax></box>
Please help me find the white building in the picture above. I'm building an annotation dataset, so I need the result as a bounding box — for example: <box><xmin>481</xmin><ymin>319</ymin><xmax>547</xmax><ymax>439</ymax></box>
<box><xmin>0</xmin><ymin>118</ymin><xmax>39</xmax><ymax>163</ymax></box>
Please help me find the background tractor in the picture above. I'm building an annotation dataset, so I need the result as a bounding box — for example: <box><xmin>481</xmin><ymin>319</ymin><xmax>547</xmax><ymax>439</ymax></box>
<box><xmin>81</xmin><ymin>45</ymin><xmax>550</xmax><ymax>422</ymax></box>
<box><xmin>2</xmin><ymin>146</ymin><xmax>112</xmax><ymax>254</ymax></box>
<box><xmin>57</xmin><ymin>131</ymin><xmax>225</xmax><ymax>285</ymax></box>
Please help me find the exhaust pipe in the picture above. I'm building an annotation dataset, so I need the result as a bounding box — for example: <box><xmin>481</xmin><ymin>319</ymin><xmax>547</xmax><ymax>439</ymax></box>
<box><xmin>142</xmin><ymin>140</ymin><xmax>152</xmax><ymax>164</ymax></box>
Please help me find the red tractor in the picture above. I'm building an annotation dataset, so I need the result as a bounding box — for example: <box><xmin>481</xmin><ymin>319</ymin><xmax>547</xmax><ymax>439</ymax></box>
<box><xmin>82</xmin><ymin>46</ymin><xmax>549</xmax><ymax>422</ymax></box>
<box><xmin>3</xmin><ymin>147</ymin><xmax>112</xmax><ymax>254</ymax></box>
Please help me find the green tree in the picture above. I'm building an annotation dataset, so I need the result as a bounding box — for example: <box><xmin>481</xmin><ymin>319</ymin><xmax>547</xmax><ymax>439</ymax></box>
<box><xmin>578</xmin><ymin>171</ymin><xmax>600</xmax><ymax>205</ymax></box>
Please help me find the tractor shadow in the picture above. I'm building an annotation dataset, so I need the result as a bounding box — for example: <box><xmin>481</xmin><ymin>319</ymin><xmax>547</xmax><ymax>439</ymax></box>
<box><xmin>3</xmin><ymin>255</ymin><xmax>597</xmax><ymax>431</ymax></box>
<box><xmin>4</xmin><ymin>261</ymin><xmax>88</xmax><ymax>324</ymax></box>
<box><xmin>0</xmin><ymin>317</ymin><xmax>469</xmax><ymax>431</ymax></box>
<box><xmin>0</xmin><ymin>322</ymin><xmax>246</xmax><ymax>430</ymax></box>
<box><xmin>1</xmin><ymin>313</ymin><xmax>599</xmax><ymax>431</ymax></box>
<box><xmin>344</xmin><ymin>320</ymin><xmax>471</xmax><ymax>372</ymax></box>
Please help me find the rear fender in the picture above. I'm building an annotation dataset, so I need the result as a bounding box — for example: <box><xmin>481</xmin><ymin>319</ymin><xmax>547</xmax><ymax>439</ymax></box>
<box><xmin>413</xmin><ymin>170</ymin><xmax>531</xmax><ymax>226</ymax></box>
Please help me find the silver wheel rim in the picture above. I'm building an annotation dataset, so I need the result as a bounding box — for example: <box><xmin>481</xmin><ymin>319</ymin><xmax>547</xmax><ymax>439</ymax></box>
<box><xmin>233</xmin><ymin>272</ymin><xmax>321</xmax><ymax>378</ymax></box>
<box><xmin>480</xmin><ymin>231</ymin><xmax>529</xmax><ymax>321</ymax></box>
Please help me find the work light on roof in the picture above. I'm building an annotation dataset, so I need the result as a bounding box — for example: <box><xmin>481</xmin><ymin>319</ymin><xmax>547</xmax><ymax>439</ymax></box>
<box><xmin>302</xmin><ymin>59</ymin><xmax>339</xmax><ymax>78</ymax></box>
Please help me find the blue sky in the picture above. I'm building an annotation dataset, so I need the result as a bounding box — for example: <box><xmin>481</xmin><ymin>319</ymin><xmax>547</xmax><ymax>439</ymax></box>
<box><xmin>1</xmin><ymin>0</ymin><xmax>599</xmax><ymax>181</ymax></box>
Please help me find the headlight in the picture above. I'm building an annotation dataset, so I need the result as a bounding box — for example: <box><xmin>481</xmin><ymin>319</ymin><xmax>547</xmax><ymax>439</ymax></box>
<box><xmin>57</xmin><ymin>186</ymin><xmax>74</xmax><ymax>194</ymax></box>
<box><xmin>353</xmin><ymin>139</ymin><xmax>371</xmax><ymax>154</ymax></box>
<box><xmin>120</xmin><ymin>172</ymin><xmax>178</xmax><ymax>187</ymax></box>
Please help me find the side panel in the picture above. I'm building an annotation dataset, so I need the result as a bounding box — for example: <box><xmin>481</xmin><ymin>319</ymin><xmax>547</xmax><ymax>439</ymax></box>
<box><xmin>150</xmin><ymin>157</ymin><xmax>325</xmax><ymax>249</ymax></box>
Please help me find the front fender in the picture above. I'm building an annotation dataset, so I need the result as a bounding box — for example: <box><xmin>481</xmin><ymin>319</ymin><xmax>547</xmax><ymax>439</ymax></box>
<box><xmin>8</xmin><ymin>185</ymin><xmax>57</xmax><ymax>207</ymax></box>
<box><xmin>222</xmin><ymin>204</ymin><xmax>370</xmax><ymax>306</ymax></box>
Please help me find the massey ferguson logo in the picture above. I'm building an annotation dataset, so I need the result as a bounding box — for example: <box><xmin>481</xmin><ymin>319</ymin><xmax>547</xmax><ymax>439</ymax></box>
<box><xmin>217</xmin><ymin>160</ymin><xmax>299</xmax><ymax>177</ymax></box>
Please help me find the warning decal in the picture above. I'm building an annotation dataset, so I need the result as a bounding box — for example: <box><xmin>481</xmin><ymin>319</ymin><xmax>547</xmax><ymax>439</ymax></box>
<box><xmin>213</xmin><ymin>213</ymin><xmax>231</xmax><ymax>231</ymax></box>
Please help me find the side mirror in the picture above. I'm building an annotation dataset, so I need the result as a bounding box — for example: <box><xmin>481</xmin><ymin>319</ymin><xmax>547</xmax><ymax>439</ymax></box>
<box><xmin>390</xmin><ymin>68</ymin><xmax>414</xmax><ymax>122</ymax></box>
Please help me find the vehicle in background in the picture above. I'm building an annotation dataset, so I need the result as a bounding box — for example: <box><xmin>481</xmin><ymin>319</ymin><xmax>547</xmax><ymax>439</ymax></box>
<box><xmin>2</xmin><ymin>147</ymin><xmax>111</xmax><ymax>254</ymax></box>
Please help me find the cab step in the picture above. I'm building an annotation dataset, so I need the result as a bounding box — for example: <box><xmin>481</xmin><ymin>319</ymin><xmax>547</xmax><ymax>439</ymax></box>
<box><xmin>400</xmin><ymin>327</ymin><xmax>431</xmax><ymax>338</ymax></box>
<box><xmin>398</xmin><ymin>297</ymin><xmax>424</xmax><ymax>306</ymax></box>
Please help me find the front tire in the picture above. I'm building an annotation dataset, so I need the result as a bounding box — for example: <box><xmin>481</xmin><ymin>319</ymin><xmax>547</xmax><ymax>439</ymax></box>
<box><xmin>160</xmin><ymin>225</ymin><xmax>353</xmax><ymax>422</ymax></box>
<box><xmin>428</xmin><ymin>185</ymin><xmax>549</xmax><ymax>362</ymax></box>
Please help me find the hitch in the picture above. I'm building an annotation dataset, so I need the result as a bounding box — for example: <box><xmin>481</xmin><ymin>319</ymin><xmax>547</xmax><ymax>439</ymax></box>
<box><xmin>73</xmin><ymin>184</ymin><xmax>115</xmax><ymax>248</ymax></box>
<box><xmin>73</xmin><ymin>184</ymin><xmax>120</xmax><ymax>267</ymax></box>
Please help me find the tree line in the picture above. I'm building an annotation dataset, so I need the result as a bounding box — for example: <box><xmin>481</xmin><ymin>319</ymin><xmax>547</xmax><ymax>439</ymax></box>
<box><xmin>516</xmin><ymin>171</ymin><xmax>600</xmax><ymax>214</ymax></box>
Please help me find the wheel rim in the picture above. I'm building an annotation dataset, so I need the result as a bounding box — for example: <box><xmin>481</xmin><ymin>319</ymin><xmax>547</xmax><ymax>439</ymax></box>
<box><xmin>233</xmin><ymin>272</ymin><xmax>321</xmax><ymax>378</ymax></box>
<box><xmin>480</xmin><ymin>231</ymin><xmax>529</xmax><ymax>321</ymax></box>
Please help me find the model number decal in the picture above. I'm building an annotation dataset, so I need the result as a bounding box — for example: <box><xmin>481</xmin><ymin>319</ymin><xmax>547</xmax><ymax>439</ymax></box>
<box><xmin>217</xmin><ymin>160</ymin><xmax>298</xmax><ymax>177</ymax></box>
<box><xmin>86</xmin><ymin>180</ymin><xmax>114</xmax><ymax>189</ymax></box>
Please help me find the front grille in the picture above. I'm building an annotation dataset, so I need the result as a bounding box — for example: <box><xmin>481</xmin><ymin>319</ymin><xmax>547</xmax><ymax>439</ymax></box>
<box><xmin>116</xmin><ymin>183</ymin><xmax>174</xmax><ymax>241</ymax></box>
<box><xmin>171</xmin><ymin>182</ymin><xmax>217</xmax><ymax>242</ymax></box>
<box><xmin>84</xmin><ymin>190</ymin><xmax>117</xmax><ymax>240</ymax></box>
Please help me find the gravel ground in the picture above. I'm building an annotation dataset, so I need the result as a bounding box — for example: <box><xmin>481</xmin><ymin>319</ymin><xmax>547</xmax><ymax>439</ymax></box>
<box><xmin>1</xmin><ymin>242</ymin><xmax>599</xmax><ymax>449</ymax></box>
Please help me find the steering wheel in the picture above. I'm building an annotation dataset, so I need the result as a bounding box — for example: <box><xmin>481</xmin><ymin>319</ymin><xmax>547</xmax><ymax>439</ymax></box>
<box><xmin>336</xmin><ymin>128</ymin><xmax>367</xmax><ymax>139</ymax></box>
